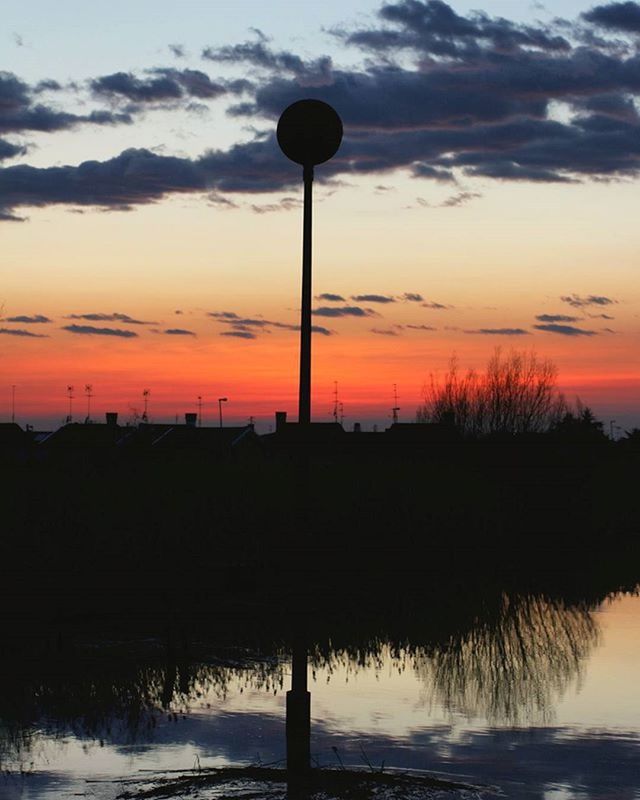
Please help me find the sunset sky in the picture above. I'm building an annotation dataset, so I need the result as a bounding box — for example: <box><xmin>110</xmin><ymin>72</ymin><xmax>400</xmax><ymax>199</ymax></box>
<box><xmin>1</xmin><ymin>0</ymin><xmax>639</xmax><ymax>431</ymax></box>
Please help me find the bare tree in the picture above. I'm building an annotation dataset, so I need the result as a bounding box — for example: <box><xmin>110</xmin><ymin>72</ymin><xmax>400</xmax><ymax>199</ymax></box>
<box><xmin>417</xmin><ymin>349</ymin><xmax>567</xmax><ymax>437</ymax></box>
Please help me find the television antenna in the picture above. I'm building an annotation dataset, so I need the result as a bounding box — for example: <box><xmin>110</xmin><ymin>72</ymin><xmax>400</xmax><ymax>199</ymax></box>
<box><xmin>85</xmin><ymin>384</ymin><xmax>93</xmax><ymax>422</ymax></box>
<box><xmin>392</xmin><ymin>384</ymin><xmax>400</xmax><ymax>425</ymax></box>
<box><xmin>142</xmin><ymin>389</ymin><xmax>150</xmax><ymax>423</ymax></box>
<box><xmin>66</xmin><ymin>385</ymin><xmax>74</xmax><ymax>423</ymax></box>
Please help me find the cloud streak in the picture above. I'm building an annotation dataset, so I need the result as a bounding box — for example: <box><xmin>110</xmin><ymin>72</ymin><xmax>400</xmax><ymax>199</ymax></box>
<box><xmin>533</xmin><ymin>323</ymin><xmax>597</xmax><ymax>336</ymax></box>
<box><xmin>61</xmin><ymin>324</ymin><xmax>138</xmax><ymax>338</ymax></box>
<box><xmin>0</xmin><ymin>327</ymin><xmax>48</xmax><ymax>337</ymax></box>
<box><xmin>4</xmin><ymin>314</ymin><xmax>51</xmax><ymax>323</ymax></box>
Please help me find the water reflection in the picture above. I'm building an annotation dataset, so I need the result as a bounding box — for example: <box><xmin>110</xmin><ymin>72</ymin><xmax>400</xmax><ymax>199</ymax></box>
<box><xmin>0</xmin><ymin>590</ymin><xmax>610</xmax><ymax>770</ymax></box>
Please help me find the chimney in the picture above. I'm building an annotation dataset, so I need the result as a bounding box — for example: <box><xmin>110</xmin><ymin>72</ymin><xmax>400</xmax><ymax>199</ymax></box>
<box><xmin>105</xmin><ymin>412</ymin><xmax>118</xmax><ymax>426</ymax></box>
<box><xmin>353</xmin><ymin>422</ymin><xmax>361</xmax><ymax>434</ymax></box>
<box><xmin>275</xmin><ymin>411</ymin><xmax>287</xmax><ymax>432</ymax></box>
<box><xmin>185</xmin><ymin>412</ymin><xmax>197</xmax><ymax>428</ymax></box>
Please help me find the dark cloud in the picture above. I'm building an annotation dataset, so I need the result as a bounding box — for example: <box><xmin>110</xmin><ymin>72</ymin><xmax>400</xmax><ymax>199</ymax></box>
<box><xmin>0</xmin><ymin>327</ymin><xmax>47</xmax><ymax>337</ymax></box>
<box><xmin>163</xmin><ymin>328</ymin><xmax>196</xmax><ymax>336</ymax></box>
<box><xmin>0</xmin><ymin>71</ymin><xmax>131</xmax><ymax>138</ymax></box>
<box><xmin>202</xmin><ymin>37</ymin><xmax>333</xmax><ymax>87</ymax></box>
<box><xmin>316</xmin><ymin>293</ymin><xmax>346</xmax><ymax>302</ymax></box>
<box><xmin>351</xmin><ymin>294</ymin><xmax>396</xmax><ymax>303</ymax></box>
<box><xmin>402</xmin><ymin>293</ymin><xmax>424</xmax><ymax>302</ymax></box>
<box><xmin>66</xmin><ymin>312</ymin><xmax>155</xmax><ymax>325</ymax></box>
<box><xmin>560</xmin><ymin>294</ymin><xmax>618</xmax><ymax>308</ymax></box>
<box><xmin>312</xmin><ymin>306</ymin><xmax>377</xmax><ymax>317</ymax></box>
<box><xmin>535</xmin><ymin>313</ymin><xmax>581</xmax><ymax>322</ymax></box>
<box><xmin>90</xmin><ymin>68</ymin><xmax>227</xmax><ymax>104</ymax></box>
<box><xmin>588</xmin><ymin>312</ymin><xmax>615</xmax><ymax>319</ymax></box>
<box><xmin>61</xmin><ymin>324</ymin><xmax>138</xmax><ymax>338</ymax></box>
<box><xmin>210</xmin><ymin>311</ymin><xmax>332</xmax><ymax>337</ymax></box>
<box><xmin>371</xmin><ymin>327</ymin><xmax>399</xmax><ymax>335</ymax></box>
<box><xmin>169</xmin><ymin>44</ymin><xmax>186</xmax><ymax>58</ymax></box>
<box><xmin>533</xmin><ymin>323</ymin><xmax>597</xmax><ymax>336</ymax></box>
<box><xmin>583</xmin><ymin>2</ymin><xmax>640</xmax><ymax>33</ymax></box>
<box><xmin>417</xmin><ymin>191</ymin><xmax>481</xmax><ymax>208</ymax></box>
<box><xmin>220</xmin><ymin>330</ymin><xmax>257</xmax><ymax>339</ymax></box>
<box><xmin>422</xmin><ymin>301</ymin><xmax>450</xmax><ymax>310</ymax></box>
<box><xmin>406</xmin><ymin>323</ymin><xmax>437</xmax><ymax>330</ymax></box>
<box><xmin>0</xmin><ymin>138</ymin><xmax>27</xmax><ymax>162</ymax></box>
<box><xmin>465</xmin><ymin>328</ymin><xmax>531</xmax><ymax>335</ymax></box>
<box><xmin>4</xmin><ymin>314</ymin><xmax>51</xmax><ymax>323</ymax></box>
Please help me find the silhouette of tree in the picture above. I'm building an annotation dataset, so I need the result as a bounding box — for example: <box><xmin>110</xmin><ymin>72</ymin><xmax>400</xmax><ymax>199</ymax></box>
<box><xmin>417</xmin><ymin>349</ymin><xmax>567</xmax><ymax>437</ymax></box>
<box><xmin>550</xmin><ymin>401</ymin><xmax>607</xmax><ymax>442</ymax></box>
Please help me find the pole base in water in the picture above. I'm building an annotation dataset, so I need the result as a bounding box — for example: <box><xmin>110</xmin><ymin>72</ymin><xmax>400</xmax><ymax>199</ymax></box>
<box><xmin>286</xmin><ymin>689</ymin><xmax>311</xmax><ymax>774</ymax></box>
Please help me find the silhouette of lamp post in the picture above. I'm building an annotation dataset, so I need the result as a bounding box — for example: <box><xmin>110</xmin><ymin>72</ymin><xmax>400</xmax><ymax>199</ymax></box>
<box><xmin>218</xmin><ymin>397</ymin><xmax>227</xmax><ymax>428</ymax></box>
<box><xmin>277</xmin><ymin>99</ymin><xmax>343</xmax><ymax>425</ymax></box>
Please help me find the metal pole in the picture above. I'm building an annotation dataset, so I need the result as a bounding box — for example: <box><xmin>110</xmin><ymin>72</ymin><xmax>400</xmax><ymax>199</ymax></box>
<box><xmin>298</xmin><ymin>164</ymin><xmax>313</xmax><ymax>425</ymax></box>
<box><xmin>11</xmin><ymin>385</ymin><xmax>15</xmax><ymax>424</ymax></box>
<box><xmin>286</xmin><ymin>633</ymin><xmax>310</xmax><ymax>774</ymax></box>
<box><xmin>219</xmin><ymin>399</ymin><xmax>223</xmax><ymax>429</ymax></box>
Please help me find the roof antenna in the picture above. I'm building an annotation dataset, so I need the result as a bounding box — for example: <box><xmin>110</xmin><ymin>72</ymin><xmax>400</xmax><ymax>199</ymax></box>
<box><xmin>85</xmin><ymin>384</ymin><xmax>93</xmax><ymax>423</ymax></box>
<box><xmin>392</xmin><ymin>384</ymin><xmax>400</xmax><ymax>425</ymax></box>
<box><xmin>66</xmin><ymin>385</ymin><xmax>74</xmax><ymax>424</ymax></box>
<box><xmin>142</xmin><ymin>389</ymin><xmax>150</xmax><ymax>423</ymax></box>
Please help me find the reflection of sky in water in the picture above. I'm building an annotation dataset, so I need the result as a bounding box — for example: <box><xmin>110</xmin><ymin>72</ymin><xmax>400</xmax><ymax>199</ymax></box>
<box><xmin>2</xmin><ymin>595</ymin><xmax>639</xmax><ymax>800</ymax></box>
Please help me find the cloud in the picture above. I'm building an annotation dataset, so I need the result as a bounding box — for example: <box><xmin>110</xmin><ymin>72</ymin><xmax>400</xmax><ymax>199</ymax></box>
<box><xmin>312</xmin><ymin>306</ymin><xmax>377</xmax><ymax>317</ymax></box>
<box><xmin>422</xmin><ymin>301</ymin><xmax>450</xmax><ymax>310</ymax></box>
<box><xmin>250</xmin><ymin>196</ymin><xmax>300</xmax><ymax>213</ymax></box>
<box><xmin>533</xmin><ymin>323</ymin><xmax>597</xmax><ymax>336</ymax></box>
<box><xmin>583</xmin><ymin>2</ymin><xmax>640</xmax><ymax>33</ymax></box>
<box><xmin>163</xmin><ymin>328</ymin><xmax>196</xmax><ymax>336</ymax></box>
<box><xmin>560</xmin><ymin>294</ymin><xmax>618</xmax><ymax>308</ymax></box>
<box><xmin>535</xmin><ymin>314</ymin><xmax>582</xmax><ymax>322</ymax></box>
<box><xmin>465</xmin><ymin>328</ymin><xmax>531</xmax><ymax>335</ymax></box>
<box><xmin>588</xmin><ymin>312</ymin><xmax>615</xmax><ymax>319</ymax></box>
<box><xmin>316</xmin><ymin>293</ymin><xmax>346</xmax><ymax>302</ymax></box>
<box><xmin>220</xmin><ymin>330</ymin><xmax>257</xmax><ymax>339</ymax></box>
<box><xmin>202</xmin><ymin>36</ymin><xmax>333</xmax><ymax>86</ymax></box>
<box><xmin>210</xmin><ymin>311</ymin><xmax>332</xmax><ymax>337</ymax></box>
<box><xmin>0</xmin><ymin>327</ymin><xmax>48</xmax><ymax>337</ymax></box>
<box><xmin>0</xmin><ymin>71</ymin><xmax>132</xmax><ymax>140</ymax></box>
<box><xmin>371</xmin><ymin>327</ymin><xmax>399</xmax><ymax>335</ymax></box>
<box><xmin>169</xmin><ymin>44</ymin><xmax>186</xmax><ymax>58</ymax></box>
<box><xmin>4</xmin><ymin>314</ymin><xmax>51</xmax><ymax>323</ymax></box>
<box><xmin>90</xmin><ymin>68</ymin><xmax>228</xmax><ymax>104</ymax></box>
<box><xmin>351</xmin><ymin>294</ymin><xmax>396</xmax><ymax>304</ymax></box>
<box><xmin>402</xmin><ymin>293</ymin><xmax>424</xmax><ymax>302</ymax></box>
<box><xmin>61</xmin><ymin>324</ymin><xmax>138</xmax><ymax>338</ymax></box>
<box><xmin>406</xmin><ymin>324</ymin><xmax>437</xmax><ymax>331</ymax></box>
<box><xmin>65</xmin><ymin>312</ymin><xmax>155</xmax><ymax>324</ymax></box>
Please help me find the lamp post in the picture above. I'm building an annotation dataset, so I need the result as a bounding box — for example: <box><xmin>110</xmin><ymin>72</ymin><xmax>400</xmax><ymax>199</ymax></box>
<box><xmin>277</xmin><ymin>99</ymin><xmax>343</xmax><ymax>424</ymax></box>
<box><xmin>218</xmin><ymin>397</ymin><xmax>227</xmax><ymax>428</ymax></box>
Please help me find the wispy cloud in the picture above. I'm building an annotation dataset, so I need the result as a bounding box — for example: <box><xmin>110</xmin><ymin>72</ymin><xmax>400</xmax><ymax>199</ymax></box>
<box><xmin>312</xmin><ymin>306</ymin><xmax>378</xmax><ymax>318</ymax></box>
<box><xmin>465</xmin><ymin>328</ymin><xmax>531</xmax><ymax>335</ymax></box>
<box><xmin>220</xmin><ymin>330</ymin><xmax>257</xmax><ymax>339</ymax></box>
<box><xmin>0</xmin><ymin>327</ymin><xmax>48</xmax><ymax>338</ymax></box>
<box><xmin>4</xmin><ymin>314</ymin><xmax>51</xmax><ymax>323</ymax></box>
<box><xmin>61</xmin><ymin>324</ymin><xmax>138</xmax><ymax>338</ymax></box>
<box><xmin>351</xmin><ymin>294</ymin><xmax>396</xmax><ymax>304</ymax></box>
<box><xmin>163</xmin><ymin>328</ymin><xmax>196</xmax><ymax>336</ymax></box>
<box><xmin>560</xmin><ymin>294</ymin><xmax>617</xmax><ymax>309</ymax></box>
<box><xmin>535</xmin><ymin>314</ymin><xmax>581</xmax><ymax>323</ymax></box>
<box><xmin>250</xmin><ymin>197</ymin><xmax>301</xmax><ymax>214</ymax></box>
<box><xmin>370</xmin><ymin>327</ymin><xmax>398</xmax><ymax>336</ymax></box>
<box><xmin>401</xmin><ymin>293</ymin><xmax>424</xmax><ymax>303</ymax></box>
<box><xmin>66</xmin><ymin>312</ymin><xmax>156</xmax><ymax>325</ymax></box>
<box><xmin>533</xmin><ymin>323</ymin><xmax>597</xmax><ymax>336</ymax></box>
<box><xmin>316</xmin><ymin>293</ymin><xmax>346</xmax><ymax>302</ymax></box>
<box><xmin>406</xmin><ymin>324</ymin><xmax>437</xmax><ymax>331</ymax></box>
<box><xmin>209</xmin><ymin>311</ymin><xmax>332</xmax><ymax>338</ymax></box>
<box><xmin>422</xmin><ymin>301</ymin><xmax>450</xmax><ymax>310</ymax></box>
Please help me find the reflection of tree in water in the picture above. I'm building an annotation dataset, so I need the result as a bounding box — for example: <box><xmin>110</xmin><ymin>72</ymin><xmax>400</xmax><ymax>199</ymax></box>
<box><xmin>412</xmin><ymin>594</ymin><xmax>600</xmax><ymax>725</ymax></box>
<box><xmin>0</xmin><ymin>591</ymin><xmax>607</xmax><ymax>768</ymax></box>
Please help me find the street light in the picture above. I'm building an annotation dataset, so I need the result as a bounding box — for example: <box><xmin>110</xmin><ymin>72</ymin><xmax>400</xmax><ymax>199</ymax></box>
<box><xmin>277</xmin><ymin>99</ymin><xmax>343</xmax><ymax>424</ymax></box>
<box><xmin>218</xmin><ymin>397</ymin><xmax>228</xmax><ymax>428</ymax></box>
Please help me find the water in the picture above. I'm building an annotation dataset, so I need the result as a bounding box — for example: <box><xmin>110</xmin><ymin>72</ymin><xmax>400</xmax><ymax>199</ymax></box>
<box><xmin>1</xmin><ymin>593</ymin><xmax>638</xmax><ymax>799</ymax></box>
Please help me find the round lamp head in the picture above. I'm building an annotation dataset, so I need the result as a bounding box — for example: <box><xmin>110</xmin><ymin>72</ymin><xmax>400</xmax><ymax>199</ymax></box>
<box><xmin>277</xmin><ymin>99</ymin><xmax>343</xmax><ymax>167</ymax></box>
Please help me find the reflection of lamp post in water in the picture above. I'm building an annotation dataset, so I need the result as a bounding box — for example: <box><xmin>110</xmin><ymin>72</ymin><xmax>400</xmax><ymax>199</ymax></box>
<box><xmin>277</xmin><ymin>99</ymin><xmax>343</xmax><ymax>776</ymax></box>
<box><xmin>218</xmin><ymin>397</ymin><xmax>227</xmax><ymax>428</ymax></box>
<box><xmin>277</xmin><ymin>99</ymin><xmax>343</xmax><ymax>425</ymax></box>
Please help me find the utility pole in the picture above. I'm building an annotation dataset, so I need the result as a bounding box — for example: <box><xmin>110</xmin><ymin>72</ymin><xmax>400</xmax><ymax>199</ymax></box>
<box><xmin>11</xmin><ymin>384</ymin><xmax>16</xmax><ymax>424</ymax></box>
<box><xmin>142</xmin><ymin>389</ymin><xmax>150</xmax><ymax>423</ymax></box>
<box><xmin>392</xmin><ymin>384</ymin><xmax>400</xmax><ymax>425</ymax></box>
<box><xmin>197</xmin><ymin>395</ymin><xmax>203</xmax><ymax>427</ymax></box>
<box><xmin>85</xmin><ymin>384</ymin><xmax>93</xmax><ymax>422</ymax></box>
<box><xmin>66</xmin><ymin>385</ymin><xmax>74</xmax><ymax>424</ymax></box>
<box><xmin>333</xmin><ymin>381</ymin><xmax>339</xmax><ymax>424</ymax></box>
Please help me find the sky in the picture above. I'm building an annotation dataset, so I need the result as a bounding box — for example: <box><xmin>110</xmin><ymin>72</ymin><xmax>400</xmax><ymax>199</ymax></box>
<box><xmin>1</xmin><ymin>0</ymin><xmax>639</xmax><ymax>431</ymax></box>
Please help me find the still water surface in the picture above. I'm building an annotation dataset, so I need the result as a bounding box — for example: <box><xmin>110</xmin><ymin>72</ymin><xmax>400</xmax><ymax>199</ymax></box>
<box><xmin>2</xmin><ymin>594</ymin><xmax>639</xmax><ymax>800</ymax></box>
